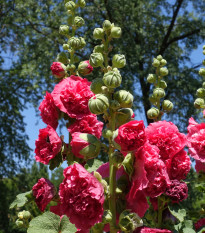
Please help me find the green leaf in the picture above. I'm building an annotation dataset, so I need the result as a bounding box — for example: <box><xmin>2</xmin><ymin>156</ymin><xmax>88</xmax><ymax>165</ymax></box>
<box><xmin>27</xmin><ymin>212</ymin><xmax>60</xmax><ymax>233</ymax></box>
<box><xmin>168</xmin><ymin>205</ymin><xmax>186</xmax><ymax>222</ymax></box>
<box><xmin>195</xmin><ymin>183</ymin><xmax>205</xmax><ymax>192</ymax></box>
<box><xmin>84</xmin><ymin>158</ymin><xmax>103</xmax><ymax>173</ymax></box>
<box><xmin>10</xmin><ymin>190</ymin><xmax>32</xmax><ymax>209</ymax></box>
<box><xmin>183</xmin><ymin>228</ymin><xmax>196</xmax><ymax>233</ymax></box>
<box><xmin>49</xmin><ymin>152</ymin><xmax>63</xmax><ymax>170</ymax></box>
<box><xmin>60</xmin><ymin>216</ymin><xmax>77</xmax><ymax>233</ymax></box>
<box><xmin>184</xmin><ymin>220</ymin><xmax>193</xmax><ymax>229</ymax></box>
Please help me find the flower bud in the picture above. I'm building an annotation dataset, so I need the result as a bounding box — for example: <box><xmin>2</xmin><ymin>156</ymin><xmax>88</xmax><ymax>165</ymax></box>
<box><xmin>149</xmin><ymin>94</ymin><xmax>158</xmax><ymax>105</ymax></box>
<box><xmin>114</xmin><ymin>90</ymin><xmax>133</xmax><ymax>108</ymax></box>
<box><xmin>196</xmin><ymin>88</ymin><xmax>205</xmax><ymax>98</ymax></box>
<box><xmin>57</xmin><ymin>52</ymin><xmax>69</xmax><ymax>64</ymax></box>
<box><xmin>199</xmin><ymin>68</ymin><xmax>205</xmax><ymax>76</ymax></box>
<box><xmin>69</xmin><ymin>37</ymin><xmax>81</xmax><ymax>49</ymax></box>
<box><xmin>62</xmin><ymin>44</ymin><xmax>69</xmax><ymax>50</ymax></box>
<box><xmin>18</xmin><ymin>210</ymin><xmax>31</xmax><ymax>220</ymax></box>
<box><xmin>93</xmin><ymin>28</ymin><xmax>104</xmax><ymax>40</ymax></box>
<box><xmin>101</xmin><ymin>86</ymin><xmax>108</xmax><ymax>94</ymax></box>
<box><xmin>88</xmin><ymin>94</ymin><xmax>109</xmax><ymax>114</ymax></box>
<box><xmin>89</xmin><ymin>53</ymin><xmax>104</xmax><ymax>67</ymax></box>
<box><xmin>74</xmin><ymin>16</ymin><xmax>85</xmax><ymax>28</ymax></box>
<box><xmin>59</xmin><ymin>25</ymin><xmax>69</xmax><ymax>35</ymax></box>
<box><xmin>194</xmin><ymin>98</ymin><xmax>205</xmax><ymax>109</ymax></box>
<box><xmin>71</xmin><ymin>132</ymin><xmax>101</xmax><ymax>160</ymax></box>
<box><xmin>112</xmin><ymin>54</ymin><xmax>126</xmax><ymax>68</ymax></box>
<box><xmin>90</xmin><ymin>78</ymin><xmax>104</xmax><ymax>94</ymax></box>
<box><xmin>160</xmin><ymin>59</ymin><xmax>167</xmax><ymax>66</ymax></box>
<box><xmin>119</xmin><ymin>210</ymin><xmax>143</xmax><ymax>232</ymax></box>
<box><xmin>110</xmin><ymin>151</ymin><xmax>124</xmax><ymax>166</ymax></box>
<box><xmin>110</xmin><ymin>99</ymin><xmax>121</xmax><ymax>110</ymax></box>
<box><xmin>156</xmin><ymin>55</ymin><xmax>163</xmax><ymax>61</ymax></box>
<box><xmin>78</xmin><ymin>37</ymin><xmax>86</xmax><ymax>49</ymax></box>
<box><xmin>78</xmin><ymin>60</ymin><xmax>93</xmax><ymax>76</ymax></box>
<box><xmin>115</xmin><ymin>108</ymin><xmax>134</xmax><ymax>128</ymax></box>
<box><xmin>93</xmin><ymin>171</ymin><xmax>102</xmax><ymax>182</ymax></box>
<box><xmin>203</xmin><ymin>50</ymin><xmax>205</xmax><ymax>55</ymax></box>
<box><xmin>122</xmin><ymin>153</ymin><xmax>134</xmax><ymax>177</ymax></box>
<box><xmin>50</xmin><ymin>62</ymin><xmax>66</xmax><ymax>78</ymax></box>
<box><xmin>94</xmin><ymin>44</ymin><xmax>104</xmax><ymax>54</ymax></box>
<box><xmin>78</xmin><ymin>0</ymin><xmax>86</xmax><ymax>7</ymax></box>
<box><xmin>66</xmin><ymin>64</ymin><xmax>76</xmax><ymax>72</ymax></box>
<box><xmin>158</xmin><ymin>80</ymin><xmax>167</xmax><ymax>89</ymax></box>
<box><xmin>102</xmin><ymin>129</ymin><xmax>113</xmax><ymax>138</ymax></box>
<box><xmin>16</xmin><ymin>219</ymin><xmax>24</xmax><ymax>228</ymax></box>
<box><xmin>147</xmin><ymin>74</ymin><xmax>156</xmax><ymax>83</ymax></box>
<box><xmin>103</xmin><ymin>70</ymin><xmax>122</xmax><ymax>88</ymax></box>
<box><xmin>162</xmin><ymin>100</ymin><xmax>174</xmax><ymax>112</ymax></box>
<box><xmin>152</xmin><ymin>58</ymin><xmax>160</xmax><ymax>67</ymax></box>
<box><xmin>153</xmin><ymin>88</ymin><xmax>165</xmax><ymax>99</ymax></box>
<box><xmin>102</xmin><ymin>210</ymin><xmax>112</xmax><ymax>223</ymax></box>
<box><xmin>65</xmin><ymin>1</ymin><xmax>76</xmax><ymax>11</ymax></box>
<box><xmin>147</xmin><ymin>107</ymin><xmax>160</xmax><ymax>119</ymax></box>
<box><xmin>203</xmin><ymin>82</ymin><xmax>205</xmax><ymax>89</ymax></box>
<box><xmin>160</xmin><ymin>67</ymin><xmax>169</xmax><ymax>76</ymax></box>
<box><xmin>203</xmin><ymin>59</ymin><xmax>205</xmax><ymax>66</ymax></box>
<box><xmin>103</xmin><ymin>20</ymin><xmax>112</xmax><ymax>30</ymax></box>
<box><xmin>18</xmin><ymin>212</ymin><xmax>24</xmax><ymax>220</ymax></box>
<box><xmin>111</xmin><ymin>27</ymin><xmax>122</xmax><ymax>38</ymax></box>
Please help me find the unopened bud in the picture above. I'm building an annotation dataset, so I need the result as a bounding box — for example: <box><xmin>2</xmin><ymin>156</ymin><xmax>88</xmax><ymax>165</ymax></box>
<box><xmin>112</xmin><ymin>54</ymin><xmax>126</xmax><ymax>68</ymax></box>
<box><xmin>203</xmin><ymin>60</ymin><xmax>205</xmax><ymax>66</ymax></box>
<box><xmin>102</xmin><ymin>129</ymin><xmax>113</xmax><ymax>139</ymax></box>
<box><xmin>149</xmin><ymin>94</ymin><xmax>158</xmax><ymax>105</ymax></box>
<box><xmin>111</xmin><ymin>27</ymin><xmax>122</xmax><ymax>38</ymax></box>
<box><xmin>50</xmin><ymin>62</ymin><xmax>66</xmax><ymax>78</ymax></box>
<box><xmin>122</xmin><ymin>153</ymin><xmax>134</xmax><ymax>177</ymax></box>
<box><xmin>59</xmin><ymin>25</ymin><xmax>69</xmax><ymax>35</ymax></box>
<box><xmin>199</xmin><ymin>68</ymin><xmax>205</xmax><ymax>77</ymax></box>
<box><xmin>69</xmin><ymin>37</ymin><xmax>81</xmax><ymax>49</ymax></box>
<box><xmin>94</xmin><ymin>44</ymin><xmax>104</xmax><ymax>54</ymax></box>
<box><xmin>93</xmin><ymin>171</ymin><xmax>102</xmax><ymax>182</ymax></box>
<box><xmin>153</xmin><ymin>88</ymin><xmax>165</xmax><ymax>99</ymax></box>
<box><xmin>152</xmin><ymin>58</ymin><xmax>160</xmax><ymax>67</ymax></box>
<box><xmin>74</xmin><ymin>16</ymin><xmax>84</xmax><ymax>28</ymax></box>
<box><xmin>103</xmin><ymin>20</ymin><xmax>112</xmax><ymax>30</ymax></box>
<box><xmin>162</xmin><ymin>100</ymin><xmax>174</xmax><ymax>112</ymax></box>
<box><xmin>160</xmin><ymin>59</ymin><xmax>167</xmax><ymax>66</ymax></box>
<box><xmin>89</xmin><ymin>53</ymin><xmax>104</xmax><ymax>67</ymax></box>
<box><xmin>110</xmin><ymin>151</ymin><xmax>124</xmax><ymax>166</ymax></box>
<box><xmin>160</xmin><ymin>67</ymin><xmax>169</xmax><ymax>76</ymax></box>
<box><xmin>93</xmin><ymin>28</ymin><xmax>104</xmax><ymax>40</ymax></box>
<box><xmin>147</xmin><ymin>74</ymin><xmax>156</xmax><ymax>83</ymax></box>
<box><xmin>196</xmin><ymin>88</ymin><xmax>205</xmax><ymax>98</ymax></box>
<box><xmin>57</xmin><ymin>52</ymin><xmax>69</xmax><ymax>64</ymax></box>
<box><xmin>90</xmin><ymin>78</ymin><xmax>104</xmax><ymax>94</ymax></box>
<box><xmin>103</xmin><ymin>210</ymin><xmax>112</xmax><ymax>224</ymax></box>
<box><xmin>78</xmin><ymin>0</ymin><xmax>86</xmax><ymax>7</ymax></box>
<box><xmin>78</xmin><ymin>60</ymin><xmax>93</xmax><ymax>76</ymax></box>
<box><xmin>115</xmin><ymin>108</ymin><xmax>133</xmax><ymax>128</ymax></box>
<box><xmin>65</xmin><ymin>1</ymin><xmax>76</xmax><ymax>11</ymax></box>
<box><xmin>114</xmin><ymin>90</ymin><xmax>133</xmax><ymax>108</ymax></box>
<box><xmin>79</xmin><ymin>37</ymin><xmax>86</xmax><ymax>49</ymax></box>
<box><xmin>158</xmin><ymin>80</ymin><xmax>167</xmax><ymax>89</ymax></box>
<box><xmin>66</xmin><ymin>64</ymin><xmax>76</xmax><ymax>72</ymax></box>
<box><xmin>194</xmin><ymin>98</ymin><xmax>205</xmax><ymax>109</ymax></box>
<box><xmin>103</xmin><ymin>70</ymin><xmax>122</xmax><ymax>88</ymax></box>
<box><xmin>16</xmin><ymin>219</ymin><xmax>24</xmax><ymax>228</ymax></box>
<box><xmin>62</xmin><ymin>44</ymin><xmax>69</xmax><ymax>50</ymax></box>
<box><xmin>110</xmin><ymin>100</ymin><xmax>121</xmax><ymax>110</ymax></box>
<box><xmin>156</xmin><ymin>55</ymin><xmax>163</xmax><ymax>61</ymax></box>
<box><xmin>88</xmin><ymin>94</ymin><xmax>109</xmax><ymax>114</ymax></box>
<box><xmin>147</xmin><ymin>107</ymin><xmax>159</xmax><ymax>119</ymax></box>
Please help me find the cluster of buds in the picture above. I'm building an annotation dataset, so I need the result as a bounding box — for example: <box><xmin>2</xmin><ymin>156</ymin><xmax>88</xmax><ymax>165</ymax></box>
<box><xmin>194</xmin><ymin>46</ymin><xmax>205</xmax><ymax>112</ymax></box>
<box><xmin>16</xmin><ymin>210</ymin><xmax>31</xmax><ymax>228</ymax></box>
<box><xmin>147</xmin><ymin>55</ymin><xmax>173</xmax><ymax>120</ymax></box>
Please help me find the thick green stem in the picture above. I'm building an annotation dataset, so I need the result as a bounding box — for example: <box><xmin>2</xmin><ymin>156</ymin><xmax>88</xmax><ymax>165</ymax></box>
<box><xmin>157</xmin><ymin>197</ymin><xmax>165</xmax><ymax>228</ymax></box>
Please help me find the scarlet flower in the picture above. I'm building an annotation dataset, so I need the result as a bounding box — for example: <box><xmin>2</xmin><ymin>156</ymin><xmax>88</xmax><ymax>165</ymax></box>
<box><xmin>134</xmin><ymin>227</ymin><xmax>172</xmax><ymax>233</ymax></box>
<box><xmin>52</xmin><ymin>76</ymin><xmax>94</xmax><ymax>119</ymax></box>
<box><xmin>32</xmin><ymin>178</ymin><xmax>56</xmax><ymax>212</ymax></box>
<box><xmin>195</xmin><ymin>218</ymin><xmax>205</xmax><ymax>232</ymax></box>
<box><xmin>68</xmin><ymin>114</ymin><xmax>103</xmax><ymax>139</ymax></box>
<box><xmin>113</xmin><ymin>120</ymin><xmax>146</xmax><ymax>152</ymax></box>
<box><xmin>50</xmin><ymin>62</ymin><xmax>66</xmax><ymax>78</ymax></box>
<box><xmin>39</xmin><ymin>92</ymin><xmax>59</xmax><ymax>129</ymax></box>
<box><xmin>35</xmin><ymin>125</ymin><xmax>62</xmax><ymax>164</ymax></box>
<box><xmin>58</xmin><ymin>164</ymin><xmax>104</xmax><ymax>231</ymax></box>
<box><xmin>78</xmin><ymin>60</ymin><xmax>93</xmax><ymax>76</ymax></box>
<box><xmin>146</xmin><ymin>121</ymin><xmax>186</xmax><ymax>161</ymax></box>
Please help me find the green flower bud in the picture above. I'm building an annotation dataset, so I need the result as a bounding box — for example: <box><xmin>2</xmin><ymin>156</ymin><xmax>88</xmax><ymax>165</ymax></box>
<box><xmin>147</xmin><ymin>74</ymin><xmax>156</xmax><ymax>83</ymax></box>
<box><xmin>102</xmin><ymin>129</ymin><xmax>113</xmax><ymax>138</ymax></box>
<box><xmin>57</xmin><ymin>52</ymin><xmax>69</xmax><ymax>64</ymax></box>
<box><xmin>158</xmin><ymin>80</ymin><xmax>167</xmax><ymax>89</ymax></box>
<box><xmin>16</xmin><ymin>219</ymin><xmax>24</xmax><ymax>228</ymax></box>
<box><xmin>202</xmin><ymin>60</ymin><xmax>205</xmax><ymax>66</ymax></box>
<box><xmin>110</xmin><ymin>99</ymin><xmax>121</xmax><ymax>110</ymax></box>
<box><xmin>114</xmin><ymin>90</ymin><xmax>133</xmax><ymax>108</ymax></box>
<box><xmin>112</xmin><ymin>54</ymin><xmax>126</xmax><ymax>68</ymax></box>
<box><xmin>110</xmin><ymin>27</ymin><xmax>122</xmax><ymax>38</ymax></box>
<box><xmin>202</xmin><ymin>82</ymin><xmax>205</xmax><ymax>89</ymax></box>
<box><xmin>93</xmin><ymin>28</ymin><xmax>104</xmax><ymax>40</ymax></box>
<box><xmin>162</xmin><ymin>100</ymin><xmax>174</xmax><ymax>112</ymax></box>
<box><xmin>197</xmin><ymin>88</ymin><xmax>205</xmax><ymax>98</ymax></box>
<box><xmin>89</xmin><ymin>53</ymin><xmax>104</xmax><ymax>67</ymax></box>
<box><xmin>74</xmin><ymin>16</ymin><xmax>84</xmax><ymax>28</ymax></box>
<box><xmin>88</xmin><ymin>94</ymin><xmax>109</xmax><ymax>114</ymax></box>
<box><xmin>203</xmin><ymin>50</ymin><xmax>205</xmax><ymax>55</ymax></box>
<box><xmin>102</xmin><ymin>210</ymin><xmax>112</xmax><ymax>223</ymax></box>
<box><xmin>78</xmin><ymin>0</ymin><xmax>86</xmax><ymax>8</ymax></box>
<box><xmin>152</xmin><ymin>58</ymin><xmax>160</xmax><ymax>67</ymax></box>
<box><xmin>203</xmin><ymin>45</ymin><xmax>205</xmax><ymax>50</ymax></box>
<box><xmin>199</xmin><ymin>68</ymin><xmax>205</xmax><ymax>76</ymax></box>
<box><xmin>66</xmin><ymin>64</ymin><xmax>76</xmax><ymax>72</ymax></box>
<box><xmin>65</xmin><ymin>1</ymin><xmax>76</xmax><ymax>11</ymax></box>
<box><xmin>18</xmin><ymin>211</ymin><xmax>24</xmax><ymax>220</ymax></box>
<box><xmin>90</xmin><ymin>78</ymin><xmax>104</xmax><ymax>94</ymax></box>
<box><xmin>119</xmin><ymin>210</ymin><xmax>143</xmax><ymax>232</ymax></box>
<box><xmin>103</xmin><ymin>70</ymin><xmax>122</xmax><ymax>88</ymax></box>
<box><xmin>59</xmin><ymin>25</ymin><xmax>69</xmax><ymax>36</ymax></box>
<box><xmin>103</xmin><ymin>20</ymin><xmax>112</xmax><ymax>30</ymax></box>
<box><xmin>22</xmin><ymin>210</ymin><xmax>31</xmax><ymax>219</ymax></box>
<box><xmin>149</xmin><ymin>94</ymin><xmax>158</xmax><ymax>105</ymax></box>
<box><xmin>160</xmin><ymin>67</ymin><xmax>169</xmax><ymax>76</ymax></box>
<box><xmin>147</xmin><ymin>107</ymin><xmax>160</xmax><ymax>119</ymax></box>
<box><xmin>93</xmin><ymin>171</ymin><xmax>102</xmax><ymax>182</ymax></box>
<box><xmin>78</xmin><ymin>37</ymin><xmax>86</xmax><ymax>49</ymax></box>
<box><xmin>110</xmin><ymin>151</ymin><xmax>124</xmax><ymax>166</ymax></box>
<box><xmin>194</xmin><ymin>98</ymin><xmax>205</xmax><ymax>109</ymax></box>
<box><xmin>62</xmin><ymin>44</ymin><xmax>69</xmax><ymax>50</ymax></box>
<box><xmin>94</xmin><ymin>44</ymin><xmax>104</xmax><ymax>54</ymax></box>
<box><xmin>69</xmin><ymin>37</ymin><xmax>81</xmax><ymax>49</ymax></box>
<box><xmin>115</xmin><ymin>108</ymin><xmax>134</xmax><ymax>128</ymax></box>
<box><xmin>153</xmin><ymin>88</ymin><xmax>165</xmax><ymax>99</ymax></box>
<box><xmin>156</xmin><ymin>55</ymin><xmax>163</xmax><ymax>61</ymax></box>
<box><xmin>160</xmin><ymin>59</ymin><xmax>167</xmax><ymax>66</ymax></box>
<box><xmin>101</xmin><ymin>86</ymin><xmax>108</xmax><ymax>94</ymax></box>
<box><xmin>122</xmin><ymin>153</ymin><xmax>134</xmax><ymax>177</ymax></box>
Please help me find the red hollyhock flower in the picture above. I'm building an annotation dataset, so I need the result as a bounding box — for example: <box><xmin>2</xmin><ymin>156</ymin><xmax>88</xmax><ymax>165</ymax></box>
<box><xmin>195</xmin><ymin>160</ymin><xmax>205</xmax><ymax>173</ymax></box>
<box><xmin>165</xmin><ymin>180</ymin><xmax>188</xmax><ymax>203</ymax></box>
<box><xmin>166</xmin><ymin>150</ymin><xmax>191</xmax><ymax>180</ymax></box>
<box><xmin>134</xmin><ymin>227</ymin><xmax>172</xmax><ymax>233</ymax></box>
<box><xmin>187</xmin><ymin>117</ymin><xmax>205</xmax><ymax>163</ymax></box>
<box><xmin>78</xmin><ymin>60</ymin><xmax>93</xmax><ymax>76</ymax></box>
<box><xmin>58</xmin><ymin>163</ymin><xmax>104</xmax><ymax>231</ymax></box>
<box><xmin>68</xmin><ymin>114</ymin><xmax>103</xmax><ymax>139</ymax></box>
<box><xmin>195</xmin><ymin>218</ymin><xmax>205</xmax><ymax>232</ymax></box>
<box><xmin>146</xmin><ymin>121</ymin><xmax>186</xmax><ymax>161</ymax></box>
<box><xmin>113</xmin><ymin>120</ymin><xmax>146</xmax><ymax>152</ymax></box>
<box><xmin>32</xmin><ymin>178</ymin><xmax>56</xmax><ymax>212</ymax></box>
<box><xmin>52</xmin><ymin>76</ymin><xmax>94</xmax><ymax>119</ymax></box>
<box><xmin>50</xmin><ymin>62</ymin><xmax>66</xmax><ymax>78</ymax></box>
<box><xmin>35</xmin><ymin>126</ymin><xmax>62</xmax><ymax>164</ymax></box>
<box><xmin>39</xmin><ymin>92</ymin><xmax>59</xmax><ymax>129</ymax></box>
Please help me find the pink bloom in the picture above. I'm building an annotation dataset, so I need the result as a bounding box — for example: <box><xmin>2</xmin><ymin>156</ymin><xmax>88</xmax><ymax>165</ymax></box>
<box><xmin>39</xmin><ymin>92</ymin><xmax>59</xmax><ymax>129</ymax></box>
<box><xmin>113</xmin><ymin>120</ymin><xmax>146</xmax><ymax>152</ymax></box>
<box><xmin>78</xmin><ymin>60</ymin><xmax>93</xmax><ymax>76</ymax></box>
<box><xmin>187</xmin><ymin>117</ymin><xmax>205</xmax><ymax>163</ymax></box>
<box><xmin>68</xmin><ymin>114</ymin><xmax>103</xmax><ymax>138</ymax></box>
<box><xmin>195</xmin><ymin>160</ymin><xmax>205</xmax><ymax>173</ymax></box>
<box><xmin>50</xmin><ymin>62</ymin><xmax>66</xmax><ymax>78</ymax></box>
<box><xmin>35</xmin><ymin>126</ymin><xmax>62</xmax><ymax>164</ymax></box>
<box><xmin>195</xmin><ymin>218</ymin><xmax>205</xmax><ymax>232</ymax></box>
<box><xmin>146</xmin><ymin>121</ymin><xmax>186</xmax><ymax>161</ymax></box>
<box><xmin>165</xmin><ymin>180</ymin><xmax>188</xmax><ymax>203</ymax></box>
<box><xmin>59</xmin><ymin>163</ymin><xmax>104</xmax><ymax>231</ymax></box>
<box><xmin>52</xmin><ymin>76</ymin><xmax>94</xmax><ymax>119</ymax></box>
<box><xmin>32</xmin><ymin>178</ymin><xmax>56</xmax><ymax>212</ymax></box>
<box><xmin>166</xmin><ymin>150</ymin><xmax>191</xmax><ymax>180</ymax></box>
<box><xmin>134</xmin><ymin>227</ymin><xmax>172</xmax><ymax>233</ymax></box>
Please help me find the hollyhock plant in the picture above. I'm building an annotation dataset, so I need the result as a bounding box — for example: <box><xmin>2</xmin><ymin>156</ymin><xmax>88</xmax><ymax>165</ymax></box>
<box><xmin>32</xmin><ymin>178</ymin><xmax>56</xmax><ymax>212</ymax></box>
<box><xmin>58</xmin><ymin>163</ymin><xmax>104</xmax><ymax>231</ymax></box>
<box><xmin>52</xmin><ymin>76</ymin><xmax>94</xmax><ymax>119</ymax></box>
<box><xmin>39</xmin><ymin>92</ymin><xmax>59</xmax><ymax>129</ymax></box>
<box><xmin>35</xmin><ymin>125</ymin><xmax>62</xmax><ymax>164</ymax></box>
<box><xmin>68</xmin><ymin>114</ymin><xmax>103</xmax><ymax>138</ymax></box>
<box><xmin>50</xmin><ymin>62</ymin><xmax>66</xmax><ymax>78</ymax></box>
<box><xmin>113</xmin><ymin>120</ymin><xmax>146</xmax><ymax>152</ymax></box>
